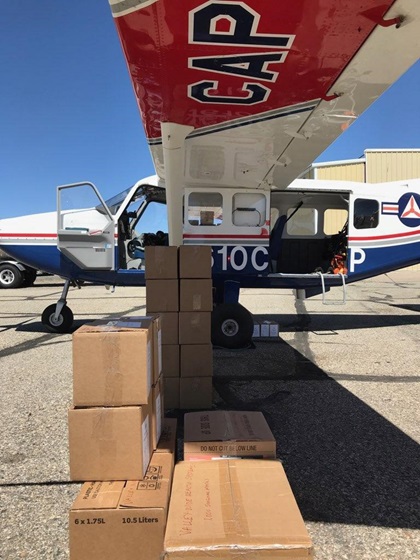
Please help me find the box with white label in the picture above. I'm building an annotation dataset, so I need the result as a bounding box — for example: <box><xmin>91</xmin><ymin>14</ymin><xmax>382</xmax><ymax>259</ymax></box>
<box><xmin>72</xmin><ymin>318</ymin><xmax>154</xmax><ymax>406</ymax></box>
<box><xmin>68</xmin><ymin>404</ymin><xmax>152</xmax><ymax>481</ymax></box>
<box><xmin>151</xmin><ymin>375</ymin><xmax>164</xmax><ymax>450</ymax></box>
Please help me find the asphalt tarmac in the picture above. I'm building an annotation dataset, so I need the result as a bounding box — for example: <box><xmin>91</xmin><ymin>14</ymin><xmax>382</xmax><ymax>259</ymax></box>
<box><xmin>0</xmin><ymin>273</ymin><xmax>419</xmax><ymax>559</ymax></box>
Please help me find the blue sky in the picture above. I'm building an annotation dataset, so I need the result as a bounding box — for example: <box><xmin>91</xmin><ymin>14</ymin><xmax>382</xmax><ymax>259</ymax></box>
<box><xmin>1</xmin><ymin>1</ymin><xmax>419</xmax><ymax>219</ymax></box>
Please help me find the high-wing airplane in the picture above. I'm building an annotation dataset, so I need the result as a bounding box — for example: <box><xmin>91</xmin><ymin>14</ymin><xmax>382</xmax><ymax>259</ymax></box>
<box><xmin>0</xmin><ymin>0</ymin><xmax>419</xmax><ymax>348</ymax></box>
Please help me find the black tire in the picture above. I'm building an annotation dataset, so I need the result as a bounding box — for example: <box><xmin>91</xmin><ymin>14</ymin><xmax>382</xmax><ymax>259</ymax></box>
<box><xmin>0</xmin><ymin>263</ymin><xmax>24</xmax><ymax>288</ymax></box>
<box><xmin>42</xmin><ymin>304</ymin><xmax>74</xmax><ymax>333</ymax></box>
<box><xmin>211</xmin><ymin>303</ymin><xmax>254</xmax><ymax>349</ymax></box>
<box><xmin>22</xmin><ymin>268</ymin><xmax>38</xmax><ymax>287</ymax></box>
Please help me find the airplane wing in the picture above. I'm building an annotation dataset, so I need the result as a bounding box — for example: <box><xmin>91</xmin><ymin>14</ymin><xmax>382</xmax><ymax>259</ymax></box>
<box><xmin>109</xmin><ymin>0</ymin><xmax>420</xmax><ymax>191</ymax></box>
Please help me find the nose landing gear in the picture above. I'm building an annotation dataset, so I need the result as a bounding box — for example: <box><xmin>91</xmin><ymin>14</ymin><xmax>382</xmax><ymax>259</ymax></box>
<box><xmin>41</xmin><ymin>279</ymin><xmax>75</xmax><ymax>333</ymax></box>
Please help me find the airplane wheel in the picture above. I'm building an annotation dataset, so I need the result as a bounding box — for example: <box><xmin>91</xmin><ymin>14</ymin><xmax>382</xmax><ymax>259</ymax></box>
<box><xmin>42</xmin><ymin>304</ymin><xmax>74</xmax><ymax>333</ymax></box>
<box><xmin>211</xmin><ymin>303</ymin><xmax>254</xmax><ymax>349</ymax></box>
<box><xmin>0</xmin><ymin>263</ymin><xmax>23</xmax><ymax>288</ymax></box>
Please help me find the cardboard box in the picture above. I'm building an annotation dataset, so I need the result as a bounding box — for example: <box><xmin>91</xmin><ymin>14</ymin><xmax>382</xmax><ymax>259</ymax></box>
<box><xmin>183</xmin><ymin>410</ymin><xmax>276</xmax><ymax>460</ymax></box>
<box><xmin>158</xmin><ymin>313</ymin><xmax>179</xmax><ymax>345</ymax></box>
<box><xmin>179</xmin><ymin>279</ymin><xmax>213</xmax><ymax>312</ymax></box>
<box><xmin>72</xmin><ymin>318</ymin><xmax>154</xmax><ymax>407</ymax></box>
<box><xmin>163</xmin><ymin>460</ymin><xmax>313</xmax><ymax>560</ymax></box>
<box><xmin>179</xmin><ymin>377</ymin><xmax>213</xmax><ymax>410</ymax></box>
<box><xmin>162</xmin><ymin>345</ymin><xmax>180</xmax><ymax>378</ymax></box>
<box><xmin>68</xmin><ymin>405</ymin><xmax>152</xmax><ymax>481</ymax></box>
<box><xmin>180</xmin><ymin>344</ymin><xmax>213</xmax><ymax>377</ymax></box>
<box><xmin>163</xmin><ymin>378</ymin><xmax>180</xmax><ymax>410</ymax></box>
<box><xmin>156</xmin><ymin>418</ymin><xmax>177</xmax><ymax>458</ymax></box>
<box><xmin>123</xmin><ymin>315</ymin><xmax>162</xmax><ymax>384</ymax></box>
<box><xmin>70</xmin><ymin>441</ymin><xmax>176</xmax><ymax>560</ymax></box>
<box><xmin>145</xmin><ymin>246</ymin><xmax>178</xmax><ymax>279</ymax></box>
<box><xmin>179</xmin><ymin>312</ymin><xmax>211</xmax><ymax>344</ymax></box>
<box><xmin>146</xmin><ymin>280</ymin><xmax>179</xmax><ymax>313</ymax></box>
<box><xmin>151</xmin><ymin>375</ymin><xmax>164</xmax><ymax>450</ymax></box>
<box><xmin>179</xmin><ymin>246</ymin><xmax>212</xmax><ymax>278</ymax></box>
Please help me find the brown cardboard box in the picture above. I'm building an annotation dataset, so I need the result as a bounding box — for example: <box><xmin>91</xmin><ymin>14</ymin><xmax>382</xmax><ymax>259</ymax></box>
<box><xmin>145</xmin><ymin>246</ymin><xmax>178</xmax><ymax>279</ymax></box>
<box><xmin>122</xmin><ymin>315</ymin><xmax>162</xmax><ymax>384</ymax></box>
<box><xmin>151</xmin><ymin>375</ymin><xmax>164</xmax><ymax>450</ymax></box>
<box><xmin>146</xmin><ymin>280</ymin><xmax>179</xmax><ymax>313</ymax></box>
<box><xmin>179</xmin><ymin>279</ymin><xmax>213</xmax><ymax>312</ymax></box>
<box><xmin>178</xmin><ymin>312</ymin><xmax>211</xmax><ymax>344</ymax></box>
<box><xmin>180</xmin><ymin>344</ymin><xmax>213</xmax><ymax>377</ymax></box>
<box><xmin>163</xmin><ymin>460</ymin><xmax>313</xmax><ymax>560</ymax></box>
<box><xmin>152</xmin><ymin>315</ymin><xmax>162</xmax><ymax>383</ymax></box>
<box><xmin>159</xmin><ymin>313</ymin><xmax>179</xmax><ymax>345</ymax></box>
<box><xmin>69</xmin><ymin>440</ymin><xmax>176</xmax><ymax>560</ymax></box>
<box><xmin>68</xmin><ymin>405</ymin><xmax>152</xmax><ymax>481</ymax></box>
<box><xmin>179</xmin><ymin>245</ymin><xmax>212</xmax><ymax>278</ymax></box>
<box><xmin>163</xmin><ymin>378</ymin><xmax>180</xmax><ymax>410</ymax></box>
<box><xmin>72</xmin><ymin>318</ymin><xmax>154</xmax><ymax>407</ymax></box>
<box><xmin>162</xmin><ymin>345</ymin><xmax>180</xmax><ymax>378</ymax></box>
<box><xmin>156</xmin><ymin>418</ymin><xmax>177</xmax><ymax>458</ymax></box>
<box><xmin>179</xmin><ymin>377</ymin><xmax>213</xmax><ymax>410</ymax></box>
<box><xmin>183</xmin><ymin>410</ymin><xmax>276</xmax><ymax>460</ymax></box>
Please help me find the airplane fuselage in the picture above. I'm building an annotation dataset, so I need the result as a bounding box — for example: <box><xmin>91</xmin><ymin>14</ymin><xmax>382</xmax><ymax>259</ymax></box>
<box><xmin>1</xmin><ymin>177</ymin><xmax>420</xmax><ymax>293</ymax></box>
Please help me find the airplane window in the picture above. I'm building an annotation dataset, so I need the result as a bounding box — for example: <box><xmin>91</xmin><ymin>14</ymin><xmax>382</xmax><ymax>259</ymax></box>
<box><xmin>324</xmin><ymin>209</ymin><xmax>348</xmax><ymax>235</ymax></box>
<box><xmin>232</xmin><ymin>193</ymin><xmax>266</xmax><ymax>227</ymax></box>
<box><xmin>102</xmin><ymin>187</ymin><xmax>133</xmax><ymax>214</ymax></box>
<box><xmin>353</xmin><ymin>199</ymin><xmax>379</xmax><ymax>229</ymax></box>
<box><xmin>188</xmin><ymin>192</ymin><xmax>223</xmax><ymax>226</ymax></box>
<box><xmin>133</xmin><ymin>201</ymin><xmax>167</xmax><ymax>237</ymax></box>
<box><xmin>286</xmin><ymin>207</ymin><xmax>317</xmax><ymax>236</ymax></box>
<box><xmin>270</xmin><ymin>208</ymin><xmax>280</xmax><ymax>229</ymax></box>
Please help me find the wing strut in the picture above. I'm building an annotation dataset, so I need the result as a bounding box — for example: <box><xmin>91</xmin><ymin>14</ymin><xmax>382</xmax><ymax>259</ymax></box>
<box><xmin>161</xmin><ymin>123</ymin><xmax>194</xmax><ymax>246</ymax></box>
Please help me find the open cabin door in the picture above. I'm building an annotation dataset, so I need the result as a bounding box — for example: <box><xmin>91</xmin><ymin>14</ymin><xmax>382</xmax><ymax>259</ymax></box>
<box><xmin>57</xmin><ymin>182</ymin><xmax>116</xmax><ymax>270</ymax></box>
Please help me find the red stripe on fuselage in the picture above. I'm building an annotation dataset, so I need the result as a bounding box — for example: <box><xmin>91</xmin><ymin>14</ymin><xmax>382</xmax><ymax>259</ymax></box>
<box><xmin>0</xmin><ymin>233</ymin><xmax>57</xmax><ymax>238</ymax></box>
<box><xmin>349</xmin><ymin>228</ymin><xmax>420</xmax><ymax>242</ymax></box>
<box><xmin>183</xmin><ymin>233</ymin><xmax>268</xmax><ymax>239</ymax></box>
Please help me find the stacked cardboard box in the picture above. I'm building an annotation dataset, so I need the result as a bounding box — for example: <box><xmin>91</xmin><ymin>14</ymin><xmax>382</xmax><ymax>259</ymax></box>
<box><xmin>146</xmin><ymin>246</ymin><xmax>213</xmax><ymax>410</ymax></box>
<box><xmin>183</xmin><ymin>410</ymin><xmax>276</xmax><ymax>460</ymax></box>
<box><xmin>162</xmin><ymin>410</ymin><xmax>313</xmax><ymax>559</ymax></box>
<box><xmin>68</xmin><ymin>316</ymin><xmax>163</xmax><ymax>481</ymax></box>
<box><xmin>69</xmin><ymin>418</ymin><xmax>177</xmax><ymax>560</ymax></box>
<box><xmin>163</xmin><ymin>459</ymin><xmax>313</xmax><ymax>560</ymax></box>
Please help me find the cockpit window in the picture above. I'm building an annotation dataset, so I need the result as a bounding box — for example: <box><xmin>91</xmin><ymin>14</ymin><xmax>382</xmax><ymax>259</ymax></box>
<box><xmin>353</xmin><ymin>199</ymin><xmax>379</xmax><ymax>229</ymax></box>
<box><xmin>100</xmin><ymin>187</ymin><xmax>133</xmax><ymax>215</ymax></box>
<box><xmin>286</xmin><ymin>207</ymin><xmax>317</xmax><ymax>236</ymax></box>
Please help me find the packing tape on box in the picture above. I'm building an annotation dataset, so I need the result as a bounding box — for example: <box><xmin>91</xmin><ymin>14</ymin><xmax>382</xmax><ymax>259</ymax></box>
<box><xmin>92</xmin><ymin>408</ymin><xmax>115</xmax><ymax>438</ymax></box>
<box><xmin>101</xmin><ymin>332</ymin><xmax>123</xmax><ymax>404</ymax></box>
<box><xmin>192</xmin><ymin>295</ymin><xmax>202</xmax><ymax>311</ymax></box>
<box><xmin>92</xmin><ymin>409</ymin><xmax>118</xmax><ymax>462</ymax></box>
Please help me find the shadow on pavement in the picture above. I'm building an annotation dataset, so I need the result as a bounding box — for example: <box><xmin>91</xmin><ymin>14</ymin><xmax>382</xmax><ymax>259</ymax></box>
<box><xmin>255</xmin><ymin>312</ymin><xmax>420</xmax><ymax>332</ymax></box>
<box><xmin>208</xmin><ymin>340</ymin><xmax>420</xmax><ymax>530</ymax></box>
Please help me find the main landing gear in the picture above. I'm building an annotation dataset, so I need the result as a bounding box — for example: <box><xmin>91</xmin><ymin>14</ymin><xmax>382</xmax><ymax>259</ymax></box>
<box><xmin>42</xmin><ymin>279</ymin><xmax>75</xmax><ymax>333</ymax></box>
<box><xmin>41</xmin><ymin>278</ymin><xmax>255</xmax><ymax>348</ymax></box>
<box><xmin>211</xmin><ymin>302</ymin><xmax>254</xmax><ymax>349</ymax></box>
<box><xmin>211</xmin><ymin>279</ymin><xmax>254</xmax><ymax>349</ymax></box>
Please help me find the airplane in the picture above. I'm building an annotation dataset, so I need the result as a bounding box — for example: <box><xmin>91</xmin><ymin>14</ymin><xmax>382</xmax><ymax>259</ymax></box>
<box><xmin>0</xmin><ymin>0</ymin><xmax>419</xmax><ymax>348</ymax></box>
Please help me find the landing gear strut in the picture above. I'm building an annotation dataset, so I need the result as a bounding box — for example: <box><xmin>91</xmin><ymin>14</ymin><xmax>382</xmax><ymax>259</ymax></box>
<box><xmin>42</xmin><ymin>279</ymin><xmax>74</xmax><ymax>333</ymax></box>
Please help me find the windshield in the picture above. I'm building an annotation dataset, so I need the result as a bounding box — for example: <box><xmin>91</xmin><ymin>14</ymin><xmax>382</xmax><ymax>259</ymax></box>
<box><xmin>101</xmin><ymin>187</ymin><xmax>133</xmax><ymax>215</ymax></box>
